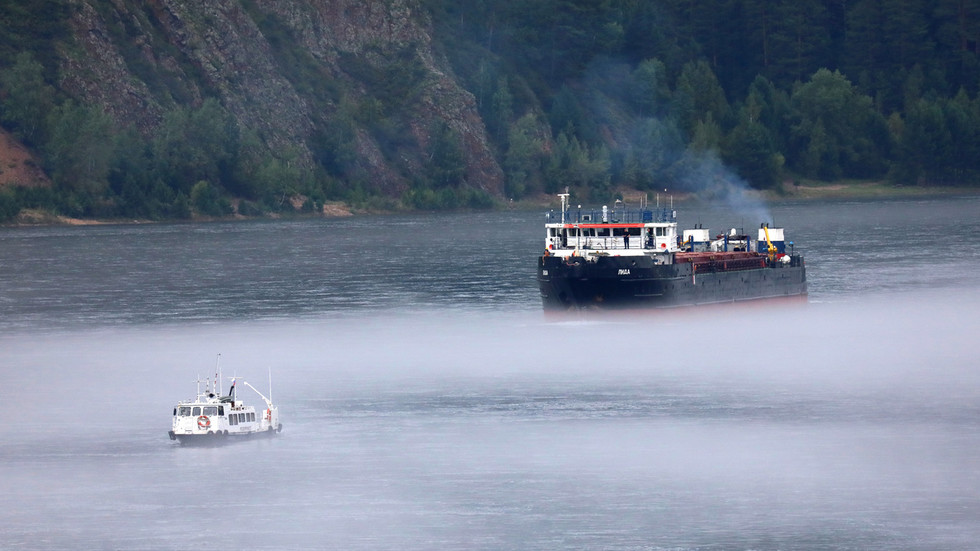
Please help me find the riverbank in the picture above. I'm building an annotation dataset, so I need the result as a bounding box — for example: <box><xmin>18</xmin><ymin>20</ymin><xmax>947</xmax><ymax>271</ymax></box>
<box><xmin>513</xmin><ymin>179</ymin><xmax>980</xmax><ymax>211</ymax></box>
<box><xmin>767</xmin><ymin>179</ymin><xmax>980</xmax><ymax>201</ymax></box>
<box><xmin>4</xmin><ymin>180</ymin><xmax>979</xmax><ymax>227</ymax></box>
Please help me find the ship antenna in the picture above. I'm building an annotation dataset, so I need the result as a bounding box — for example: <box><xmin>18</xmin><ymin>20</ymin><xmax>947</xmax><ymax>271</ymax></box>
<box><xmin>268</xmin><ymin>367</ymin><xmax>273</xmax><ymax>403</ymax></box>
<box><xmin>558</xmin><ymin>189</ymin><xmax>569</xmax><ymax>224</ymax></box>
<box><xmin>214</xmin><ymin>353</ymin><xmax>221</xmax><ymax>396</ymax></box>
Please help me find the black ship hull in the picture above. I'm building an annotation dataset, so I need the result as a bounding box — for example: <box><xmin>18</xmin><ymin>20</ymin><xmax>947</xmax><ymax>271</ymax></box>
<box><xmin>538</xmin><ymin>253</ymin><xmax>807</xmax><ymax>310</ymax></box>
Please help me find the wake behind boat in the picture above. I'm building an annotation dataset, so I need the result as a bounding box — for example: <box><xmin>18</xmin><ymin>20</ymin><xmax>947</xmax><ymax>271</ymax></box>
<box><xmin>169</xmin><ymin>370</ymin><xmax>282</xmax><ymax>446</ymax></box>
<box><xmin>537</xmin><ymin>193</ymin><xmax>807</xmax><ymax>311</ymax></box>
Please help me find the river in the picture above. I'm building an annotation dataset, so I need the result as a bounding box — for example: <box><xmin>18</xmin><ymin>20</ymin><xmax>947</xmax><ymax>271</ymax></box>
<box><xmin>1</xmin><ymin>195</ymin><xmax>979</xmax><ymax>550</ymax></box>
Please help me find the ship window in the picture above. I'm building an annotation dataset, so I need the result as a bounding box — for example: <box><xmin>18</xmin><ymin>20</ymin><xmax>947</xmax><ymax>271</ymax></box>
<box><xmin>179</xmin><ymin>406</ymin><xmax>191</xmax><ymax>416</ymax></box>
<box><xmin>249</xmin><ymin>412</ymin><xmax>255</xmax><ymax>422</ymax></box>
<box><xmin>192</xmin><ymin>406</ymin><xmax>201</xmax><ymax>416</ymax></box>
<box><xmin>204</xmin><ymin>406</ymin><xmax>217</xmax><ymax>416</ymax></box>
<box><xmin>239</xmin><ymin>413</ymin><xmax>246</xmax><ymax>423</ymax></box>
<box><xmin>218</xmin><ymin>406</ymin><xmax>224</xmax><ymax>416</ymax></box>
<box><xmin>231</xmin><ymin>415</ymin><xmax>238</xmax><ymax>426</ymax></box>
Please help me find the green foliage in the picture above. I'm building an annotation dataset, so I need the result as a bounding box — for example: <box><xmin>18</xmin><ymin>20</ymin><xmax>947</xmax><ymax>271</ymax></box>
<box><xmin>45</xmin><ymin>100</ymin><xmax>115</xmax><ymax>198</ymax></box>
<box><xmin>894</xmin><ymin>92</ymin><xmax>980</xmax><ymax>185</ymax></box>
<box><xmin>425</xmin><ymin>121</ymin><xmax>466</xmax><ymax>188</ymax></box>
<box><xmin>619</xmin><ymin>117</ymin><xmax>684</xmax><ymax>190</ymax></box>
<box><xmin>504</xmin><ymin>114</ymin><xmax>548</xmax><ymax>198</ymax></box>
<box><xmin>190</xmin><ymin>180</ymin><xmax>233</xmax><ymax>216</ymax></box>
<box><xmin>402</xmin><ymin>185</ymin><xmax>494</xmax><ymax>210</ymax></box>
<box><xmin>724</xmin><ymin>117</ymin><xmax>781</xmax><ymax>189</ymax></box>
<box><xmin>674</xmin><ymin>61</ymin><xmax>731</xmax><ymax>139</ymax></box>
<box><xmin>0</xmin><ymin>187</ymin><xmax>19</xmax><ymax>221</ymax></box>
<box><xmin>312</xmin><ymin>98</ymin><xmax>360</xmax><ymax>181</ymax></box>
<box><xmin>0</xmin><ymin>52</ymin><xmax>56</xmax><ymax>146</ymax></box>
<box><xmin>629</xmin><ymin>59</ymin><xmax>672</xmax><ymax>118</ymax></box>
<box><xmin>0</xmin><ymin>0</ymin><xmax>70</xmax><ymax>75</ymax></box>
<box><xmin>487</xmin><ymin>77</ymin><xmax>514</xmax><ymax>145</ymax></box>
<box><xmin>788</xmin><ymin>69</ymin><xmax>889</xmax><ymax>180</ymax></box>
<box><xmin>236</xmin><ymin>199</ymin><xmax>264</xmax><ymax>216</ymax></box>
<box><xmin>151</xmin><ymin>99</ymin><xmax>239</xmax><ymax>194</ymax></box>
<box><xmin>545</xmin><ymin>131</ymin><xmax>611</xmax><ymax>198</ymax></box>
<box><xmin>249</xmin><ymin>146</ymin><xmax>317</xmax><ymax>211</ymax></box>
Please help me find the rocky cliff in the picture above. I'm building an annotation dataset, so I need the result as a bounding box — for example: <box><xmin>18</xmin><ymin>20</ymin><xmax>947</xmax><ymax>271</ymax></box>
<box><xmin>55</xmin><ymin>0</ymin><xmax>503</xmax><ymax>197</ymax></box>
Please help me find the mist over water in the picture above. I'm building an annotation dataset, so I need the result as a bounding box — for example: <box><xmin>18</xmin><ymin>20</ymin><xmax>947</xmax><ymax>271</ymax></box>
<box><xmin>2</xmin><ymin>196</ymin><xmax>980</xmax><ymax>549</ymax></box>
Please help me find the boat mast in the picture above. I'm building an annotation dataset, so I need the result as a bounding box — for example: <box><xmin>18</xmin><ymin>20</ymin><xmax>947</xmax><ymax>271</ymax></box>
<box><xmin>214</xmin><ymin>353</ymin><xmax>221</xmax><ymax>396</ymax></box>
<box><xmin>558</xmin><ymin>191</ymin><xmax>569</xmax><ymax>225</ymax></box>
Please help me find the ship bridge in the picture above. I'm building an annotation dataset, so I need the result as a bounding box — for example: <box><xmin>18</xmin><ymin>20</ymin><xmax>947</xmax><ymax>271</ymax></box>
<box><xmin>545</xmin><ymin>198</ymin><xmax>679</xmax><ymax>254</ymax></box>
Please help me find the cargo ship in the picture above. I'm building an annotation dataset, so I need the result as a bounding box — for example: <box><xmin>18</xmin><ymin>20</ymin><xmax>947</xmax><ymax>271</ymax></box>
<box><xmin>537</xmin><ymin>193</ymin><xmax>807</xmax><ymax>310</ymax></box>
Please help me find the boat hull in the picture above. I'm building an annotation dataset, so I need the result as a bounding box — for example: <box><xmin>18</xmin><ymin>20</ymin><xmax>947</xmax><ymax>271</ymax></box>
<box><xmin>169</xmin><ymin>425</ymin><xmax>283</xmax><ymax>446</ymax></box>
<box><xmin>537</xmin><ymin>253</ymin><xmax>807</xmax><ymax>310</ymax></box>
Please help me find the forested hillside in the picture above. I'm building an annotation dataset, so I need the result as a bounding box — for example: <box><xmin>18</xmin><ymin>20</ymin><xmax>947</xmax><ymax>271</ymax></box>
<box><xmin>427</xmin><ymin>0</ymin><xmax>980</xmax><ymax>197</ymax></box>
<box><xmin>1</xmin><ymin>0</ymin><xmax>979</xmax><ymax>222</ymax></box>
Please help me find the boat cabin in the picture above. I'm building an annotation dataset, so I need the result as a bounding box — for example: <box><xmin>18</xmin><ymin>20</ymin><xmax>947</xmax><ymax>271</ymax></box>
<box><xmin>545</xmin><ymin>194</ymin><xmax>679</xmax><ymax>255</ymax></box>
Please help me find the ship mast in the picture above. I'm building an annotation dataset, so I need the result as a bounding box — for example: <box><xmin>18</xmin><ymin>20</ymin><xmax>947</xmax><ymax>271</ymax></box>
<box><xmin>214</xmin><ymin>353</ymin><xmax>221</xmax><ymax>396</ymax></box>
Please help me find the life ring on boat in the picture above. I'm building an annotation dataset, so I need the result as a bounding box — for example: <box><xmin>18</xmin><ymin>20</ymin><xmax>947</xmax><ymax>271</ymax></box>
<box><xmin>197</xmin><ymin>415</ymin><xmax>211</xmax><ymax>429</ymax></box>
<box><xmin>265</xmin><ymin>408</ymin><xmax>271</xmax><ymax>421</ymax></box>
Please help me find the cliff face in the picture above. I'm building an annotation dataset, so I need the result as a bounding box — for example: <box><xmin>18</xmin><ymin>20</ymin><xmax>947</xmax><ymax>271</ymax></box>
<box><xmin>55</xmin><ymin>0</ymin><xmax>503</xmax><ymax>196</ymax></box>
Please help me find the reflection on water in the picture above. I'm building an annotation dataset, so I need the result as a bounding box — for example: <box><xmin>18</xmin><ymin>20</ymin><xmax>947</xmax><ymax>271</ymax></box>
<box><xmin>1</xmin><ymin>197</ymin><xmax>980</xmax><ymax>549</ymax></box>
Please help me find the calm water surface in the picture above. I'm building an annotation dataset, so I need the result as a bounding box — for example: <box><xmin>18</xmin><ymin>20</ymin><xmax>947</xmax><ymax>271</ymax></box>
<box><xmin>1</xmin><ymin>196</ymin><xmax>979</xmax><ymax>550</ymax></box>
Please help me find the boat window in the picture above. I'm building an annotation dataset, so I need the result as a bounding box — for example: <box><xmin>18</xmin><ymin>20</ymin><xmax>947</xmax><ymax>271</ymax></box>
<box><xmin>238</xmin><ymin>413</ymin><xmax>245</xmax><ymax>423</ymax></box>
<box><xmin>179</xmin><ymin>406</ymin><xmax>191</xmax><ymax>416</ymax></box>
<box><xmin>218</xmin><ymin>406</ymin><xmax>224</xmax><ymax>416</ymax></box>
<box><xmin>230</xmin><ymin>415</ymin><xmax>238</xmax><ymax>426</ymax></box>
<box><xmin>204</xmin><ymin>406</ymin><xmax>217</xmax><ymax>416</ymax></box>
<box><xmin>248</xmin><ymin>412</ymin><xmax>255</xmax><ymax>422</ymax></box>
<box><xmin>192</xmin><ymin>406</ymin><xmax>201</xmax><ymax>416</ymax></box>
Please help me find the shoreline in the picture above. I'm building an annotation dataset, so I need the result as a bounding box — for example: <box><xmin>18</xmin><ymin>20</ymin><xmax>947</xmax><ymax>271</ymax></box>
<box><xmin>4</xmin><ymin>181</ymin><xmax>979</xmax><ymax>228</ymax></box>
<box><xmin>763</xmin><ymin>180</ymin><xmax>980</xmax><ymax>201</ymax></box>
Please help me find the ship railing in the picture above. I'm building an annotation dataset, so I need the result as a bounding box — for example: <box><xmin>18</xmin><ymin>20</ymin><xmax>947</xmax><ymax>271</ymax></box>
<box><xmin>557</xmin><ymin>237</ymin><xmax>640</xmax><ymax>250</ymax></box>
<box><xmin>549</xmin><ymin>207</ymin><xmax>676</xmax><ymax>225</ymax></box>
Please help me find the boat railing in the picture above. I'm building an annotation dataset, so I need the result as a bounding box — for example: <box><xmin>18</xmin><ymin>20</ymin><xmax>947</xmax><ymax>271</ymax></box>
<box><xmin>550</xmin><ymin>207</ymin><xmax>676</xmax><ymax>225</ymax></box>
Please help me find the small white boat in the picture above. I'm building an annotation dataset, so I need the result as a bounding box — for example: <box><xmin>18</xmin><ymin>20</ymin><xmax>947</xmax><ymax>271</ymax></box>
<box><xmin>169</xmin><ymin>370</ymin><xmax>282</xmax><ymax>446</ymax></box>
